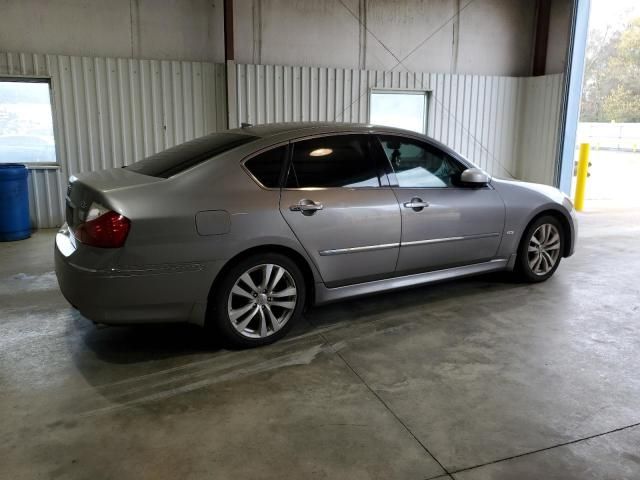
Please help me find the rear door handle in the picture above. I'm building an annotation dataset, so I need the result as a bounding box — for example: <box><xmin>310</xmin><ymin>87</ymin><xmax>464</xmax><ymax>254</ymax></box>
<box><xmin>290</xmin><ymin>199</ymin><xmax>324</xmax><ymax>215</ymax></box>
<box><xmin>403</xmin><ymin>198</ymin><xmax>429</xmax><ymax>211</ymax></box>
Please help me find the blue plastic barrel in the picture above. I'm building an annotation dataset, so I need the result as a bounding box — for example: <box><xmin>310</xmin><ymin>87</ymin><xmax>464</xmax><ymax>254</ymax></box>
<box><xmin>0</xmin><ymin>164</ymin><xmax>31</xmax><ymax>241</ymax></box>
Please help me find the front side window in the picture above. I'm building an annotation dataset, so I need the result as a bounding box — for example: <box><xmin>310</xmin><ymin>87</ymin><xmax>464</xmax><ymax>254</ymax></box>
<box><xmin>0</xmin><ymin>79</ymin><xmax>57</xmax><ymax>164</ymax></box>
<box><xmin>377</xmin><ymin>135</ymin><xmax>464</xmax><ymax>188</ymax></box>
<box><xmin>285</xmin><ymin>135</ymin><xmax>379</xmax><ymax>188</ymax></box>
<box><xmin>244</xmin><ymin>145</ymin><xmax>287</xmax><ymax>188</ymax></box>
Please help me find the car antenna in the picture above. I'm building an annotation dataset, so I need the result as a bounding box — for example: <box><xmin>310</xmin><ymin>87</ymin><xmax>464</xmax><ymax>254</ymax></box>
<box><xmin>241</xmin><ymin>122</ymin><xmax>253</xmax><ymax>128</ymax></box>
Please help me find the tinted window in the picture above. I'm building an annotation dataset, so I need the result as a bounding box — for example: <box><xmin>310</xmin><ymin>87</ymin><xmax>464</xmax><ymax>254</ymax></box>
<box><xmin>285</xmin><ymin>135</ymin><xmax>379</xmax><ymax>188</ymax></box>
<box><xmin>378</xmin><ymin>135</ymin><xmax>464</xmax><ymax>188</ymax></box>
<box><xmin>126</xmin><ymin>132</ymin><xmax>257</xmax><ymax>178</ymax></box>
<box><xmin>244</xmin><ymin>145</ymin><xmax>287</xmax><ymax>188</ymax></box>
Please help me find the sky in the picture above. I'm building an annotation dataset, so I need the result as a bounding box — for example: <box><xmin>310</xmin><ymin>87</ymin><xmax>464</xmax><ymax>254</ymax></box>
<box><xmin>589</xmin><ymin>0</ymin><xmax>640</xmax><ymax>32</ymax></box>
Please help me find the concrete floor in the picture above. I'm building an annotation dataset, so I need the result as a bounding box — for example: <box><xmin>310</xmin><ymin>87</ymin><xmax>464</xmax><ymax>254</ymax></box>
<box><xmin>2</xmin><ymin>208</ymin><xmax>640</xmax><ymax>479</ymax></box>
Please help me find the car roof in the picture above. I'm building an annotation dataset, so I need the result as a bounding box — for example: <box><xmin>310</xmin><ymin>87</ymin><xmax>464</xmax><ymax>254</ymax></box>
<box><xmin>229</xmin><ymin>122</ymin><xmax>422</xmax><ymax>139</ymax></box>
<box><xmin>226</xmin><ymin>122</ymin><xmax>473</xmax><ymax>167</ymax></box>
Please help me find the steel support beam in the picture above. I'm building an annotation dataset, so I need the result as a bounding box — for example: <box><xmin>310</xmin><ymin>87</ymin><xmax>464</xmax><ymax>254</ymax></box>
<box><xmin>224</xmin><ymin>0</ymin><xmax>237</xmax><ymax>129</ymax></box>
<box><xmin>532</xmin><ymin>0</ymin><xmax>551</xmax><ymax>76</ymax></box>
<box><xmin>224</xmin><ymin>0</ymin><xmax>234</xmax><ymax>62</ymax></box>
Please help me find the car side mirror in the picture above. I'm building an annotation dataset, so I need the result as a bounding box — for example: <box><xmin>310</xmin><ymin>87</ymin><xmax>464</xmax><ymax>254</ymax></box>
<box><xmin>460</xmin><ymin>168</ymin><xmax>490</xmax><ymax>187</ymax></box>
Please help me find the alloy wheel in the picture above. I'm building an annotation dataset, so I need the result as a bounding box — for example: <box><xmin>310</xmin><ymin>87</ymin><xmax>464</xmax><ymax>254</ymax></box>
<box><xmin>527</xmin><ymin>223</ymin><xmax>561</xmax><ymax>276</ymax></box>
<box><xmin>227</xmin><ymin>264</ymin><xmax>297</xmax><ymax>339</ymax></box>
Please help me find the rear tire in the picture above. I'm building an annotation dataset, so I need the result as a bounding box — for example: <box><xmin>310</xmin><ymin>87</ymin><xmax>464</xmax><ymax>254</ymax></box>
<box><xmin>207</xmin><ymin>253</ymin><xmax>305</xmax><ymax>348</ymax></box>
<box><xmin>516</xmin><ymin>215</ymin><xmax>564</xmax><ymax>283</ymax></box>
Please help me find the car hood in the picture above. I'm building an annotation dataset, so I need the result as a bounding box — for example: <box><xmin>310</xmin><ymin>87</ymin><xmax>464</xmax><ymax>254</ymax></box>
<box><xmin>491</xmin><ymin>177</ymin><xmax>570</xmax><ymax>205</ymax></box>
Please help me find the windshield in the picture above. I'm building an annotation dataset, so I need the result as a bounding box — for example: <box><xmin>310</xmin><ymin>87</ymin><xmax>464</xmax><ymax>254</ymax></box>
<box><xmin>126</xmin><ymin>132</ymin><xmax>257</xmax><ymax>178</ymax></box>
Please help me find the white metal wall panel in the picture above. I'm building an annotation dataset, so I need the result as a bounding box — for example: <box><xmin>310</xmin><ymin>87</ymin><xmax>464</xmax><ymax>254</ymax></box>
<box><xmin>0</xmin><ymin>52</ymin><xmax>563</xmax><ymax>228</ymax></box>
<box><xmin>235</xmin><ymin>63</ymin><xmax>530</xmax><ymax>179</ymax></box>
<box><xmin>515</xmin><ymin>74</ymin><xmax>564</xmax><ymax>185</ymax></box>
<box><xmin>0</xmin><ymin>51</ymin><xmax>226</xmax><ymax>228</ymax></box>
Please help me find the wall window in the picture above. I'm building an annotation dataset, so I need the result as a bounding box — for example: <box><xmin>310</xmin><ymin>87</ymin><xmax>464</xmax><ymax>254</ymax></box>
<box><xmin>0</xmin><ymin>79</ymin><xmax>56</xmax><ymax>164</ymax></box>
<box><xmin>286</xmin><ymin>135</ymin><xmax>379</xmax><ymax>188</ymax></box>
<box><xmin>377</xmin><ymin>135</ymin><xmax>464</xmax><ymax>188</ymax></box>
<box><xmin>369</xmin><ymin>90</ymin><xmax>428</xmax><ymax>134</ymax></box>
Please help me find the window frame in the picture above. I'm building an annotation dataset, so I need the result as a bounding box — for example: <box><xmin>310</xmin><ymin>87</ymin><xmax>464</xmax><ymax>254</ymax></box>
<box><xmin>282</xmin><ymin>132</ymin><xmax>389</xmax><ymax>191</ymax></box>
<box><xmin>0</xmin><ymin>75</ymin><xmax>59</xmax><ymax>168</ymax></box>
<box><xmin>368</xmin><ymin>88</ymin><xmax>430</xmax><ymax>135</ymax></box>
<box><xmin>373</xmin><ymin>133</ymin><xmax>486</xmax><ymax>190</ymax></box>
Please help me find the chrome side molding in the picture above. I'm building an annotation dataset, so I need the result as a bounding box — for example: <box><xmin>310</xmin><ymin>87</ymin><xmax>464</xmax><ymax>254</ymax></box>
<box><xmin>319</xmin><ymin>242</ymin><xmax>400</xmax><ymax>256</ymax></box>
<box><xmin>401</xmin><ymin>232</ymin><xmax>500</xmax><ymax>247</ymax></box>
<box><xmin>318</xmin><ymin>232</ymin><xmax>501</xmax><ymax>256</ymax></box>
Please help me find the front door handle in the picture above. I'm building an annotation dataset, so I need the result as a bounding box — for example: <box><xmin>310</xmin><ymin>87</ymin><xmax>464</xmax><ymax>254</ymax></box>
<box><xmin>290</xmin><ymin>199</ymin><xmax>324</xmax><ymax>215</ymax></box>
<box><xmin>403</xmin><ymin>198</ymin><xmax>429</xmax><ymax>211</ymax></box>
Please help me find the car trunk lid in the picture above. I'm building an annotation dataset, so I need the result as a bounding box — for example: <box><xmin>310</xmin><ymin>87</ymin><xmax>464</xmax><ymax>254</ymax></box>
<box><xmin>65</xmin><ymin>168</ymin><xmax>163</xmax><ymax>229</ymax></box>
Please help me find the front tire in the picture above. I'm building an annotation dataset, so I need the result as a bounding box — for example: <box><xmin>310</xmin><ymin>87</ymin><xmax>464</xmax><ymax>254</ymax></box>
<box><xmin>208</xmin><ymin>253</ymin><xmax>305</xmax><ymax>348</ymax></box>
<box><xmin>516</xmin><ymin>215</ymin><xmax>564</xmax><ymax>282</ymax></box>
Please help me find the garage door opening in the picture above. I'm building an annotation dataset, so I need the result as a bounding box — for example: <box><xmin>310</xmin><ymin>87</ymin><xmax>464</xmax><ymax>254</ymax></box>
<box><xmin>369</xmin><ymin>90</ymin><xmax>428</xmax><ymax>134</ymax></box>
<box><xmin>574</xmin><ymin>0</ymin><xmax>640</xmax><ymax>210</ymax></box>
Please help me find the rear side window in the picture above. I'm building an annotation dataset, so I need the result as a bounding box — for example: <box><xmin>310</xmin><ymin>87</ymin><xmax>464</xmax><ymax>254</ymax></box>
<box><xmin>285</xmin><ymin>134</ymin><xmax>379</xmax><ymax>188</ymax></box>
<box><xmin>126</xmin><ymin>132</ymin><xmax>257</xmax><ymax>178</ymax></box>
<box><xmin>244</xmin><ymin>145</ymin><xmax>287</xmax><ymax>188</ymax></box>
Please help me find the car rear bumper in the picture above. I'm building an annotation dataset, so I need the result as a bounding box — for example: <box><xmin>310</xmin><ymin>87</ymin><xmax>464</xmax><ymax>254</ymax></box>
<box><xmin>54</xmin><ymin>226</ymin><xmax>219</xmax><ymax>325</ymax></box>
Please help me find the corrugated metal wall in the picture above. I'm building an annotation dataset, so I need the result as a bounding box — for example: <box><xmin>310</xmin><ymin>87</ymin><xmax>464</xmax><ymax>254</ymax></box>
<box><xmin>516</xmin><ymin>74</ymin><xmax>565</xmax><ymax>186</ymax></box>
<box><xmin>0</xmin><ymin>52</ymin><xmax>226</xmax><ymax>228</ymax></box>
<box><xmin>235</xmin><ymin>64</ymin><xmax>522</xmax><ymax>178</ymax></box>
<box><xmin>235</xmin><ymin>63</ymin><xmax>565</xmax><ymax>183</ymax></box>
<box><xmin>1</xmin><ymin>53</ymin><xmax>564</xmax><ymax>228</ymax></box>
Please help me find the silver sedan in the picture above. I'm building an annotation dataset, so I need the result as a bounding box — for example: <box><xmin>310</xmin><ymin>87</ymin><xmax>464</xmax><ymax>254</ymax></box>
<box><xmin>55</xmin><ymin>123</ymin><xmax>577</xmax><ymax>347</ymax></box>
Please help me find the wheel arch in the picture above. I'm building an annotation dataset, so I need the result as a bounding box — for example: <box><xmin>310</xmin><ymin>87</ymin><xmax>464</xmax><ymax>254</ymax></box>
<box><xmin>519</xmin><ymin>208</ymin><xmax>573</xmax><ymax>258</ymax></box>
<box><xmin>207</xmin><ymin>244</ymin><xmax>317</xmax><ymax>314</ymax></box>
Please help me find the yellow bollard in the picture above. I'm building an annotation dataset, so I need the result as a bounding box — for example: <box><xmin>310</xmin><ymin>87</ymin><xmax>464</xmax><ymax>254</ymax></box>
<box><xmin>574</xmin><ymin>143</ymin><xmax>590</xmax><ymax>212</ymax></box>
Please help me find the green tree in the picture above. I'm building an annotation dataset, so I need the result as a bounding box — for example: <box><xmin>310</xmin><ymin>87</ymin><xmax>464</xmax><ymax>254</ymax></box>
<box><xmin>602</xmin><ymin>85</ymin><xmax>640</xmax><ymax>122</ymax></box>
<box><xmin>581</xmin><ymin>17</ymin><xmax>640</xmax><ymax>122</ymax></box>
<box><xmin>581</xmin><ymin>27</ymin><xmax>619</xmax><ymax>121</ymax></box>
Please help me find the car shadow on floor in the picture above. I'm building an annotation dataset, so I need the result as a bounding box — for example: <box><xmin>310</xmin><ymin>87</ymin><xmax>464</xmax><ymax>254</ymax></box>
<box><xmin>75</xmin><ymin>317</ymin><xmax>217</xmax><ymax>361</ymax></box>
<box><xmin>67</xmin><ymin>271</ymin><xmax>529</xmax><ymax>411</ymax></box>
<box><xmin>306</xmin><ymin>270</ymin><xmax>525</xmax><ymax>329</ymax></box>
<box><xmin>74</xmin><ymin>270</ymin><xmax>523</xmax><ymax>365</ymax></box>
<box><xmin>71</xmin><ymin>307</ymin><xmax>319</xmax><ymax>365</ymax></box>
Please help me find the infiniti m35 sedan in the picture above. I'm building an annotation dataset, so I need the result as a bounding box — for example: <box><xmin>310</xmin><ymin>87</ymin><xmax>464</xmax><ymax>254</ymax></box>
<box><xmin>55</xmin><ymin>123</ymin><xmax>577</xmax><ymax>347</ymax></box>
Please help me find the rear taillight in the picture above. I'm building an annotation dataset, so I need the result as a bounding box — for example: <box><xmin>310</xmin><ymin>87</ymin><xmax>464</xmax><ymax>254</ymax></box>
<box><xmin>73</xmin><ymin>203</ymin><xmax>130</xmax><ymax>248</ymax></box>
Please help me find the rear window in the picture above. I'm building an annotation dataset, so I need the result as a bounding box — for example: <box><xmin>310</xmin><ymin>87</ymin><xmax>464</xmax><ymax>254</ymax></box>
<box><xmin>126</xmin><ymin>132</ymin><xmax>257</xmax><ymax>178</ymax></box>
